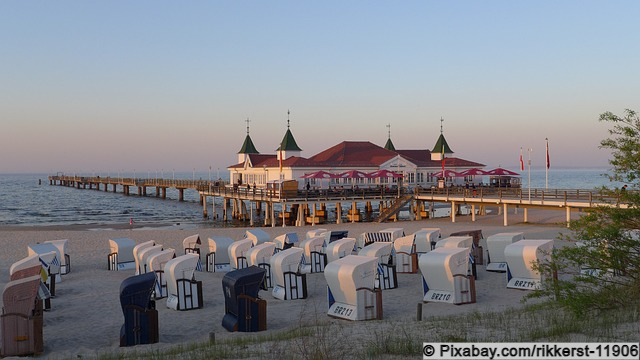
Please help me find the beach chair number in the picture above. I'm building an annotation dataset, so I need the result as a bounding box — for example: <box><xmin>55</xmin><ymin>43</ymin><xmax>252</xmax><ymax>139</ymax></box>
<box><xmin>330</xmin><ymin>305</ymin><xmax>353</xmax><ymax>317</ymax></box>
<box><xmin>513</xmin><ymin>280</ymin><xmax>536</xmax><ymax>289</ymax></box>
<box><xmin>430</xmin><ymin>292</ymin><xmax>451</xmax><ymax>301</ymax></box>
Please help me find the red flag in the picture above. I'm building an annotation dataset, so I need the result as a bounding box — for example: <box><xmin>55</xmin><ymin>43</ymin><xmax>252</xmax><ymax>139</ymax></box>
<box><xmin>519</xmin><ymin>148</ymin><xmax>524</xmax><ymax>171</ymax></box>
<box><xmin>546</xmin><ymin>139</ymin><xmax>550</xmax><ymax>169</ymax></box>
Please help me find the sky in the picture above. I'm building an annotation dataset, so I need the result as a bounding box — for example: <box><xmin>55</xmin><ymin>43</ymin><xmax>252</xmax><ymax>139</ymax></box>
<box><xmin>1</xmin><ymin>1</ymin><xmax>639</xmax><ymax>174</ymax></box>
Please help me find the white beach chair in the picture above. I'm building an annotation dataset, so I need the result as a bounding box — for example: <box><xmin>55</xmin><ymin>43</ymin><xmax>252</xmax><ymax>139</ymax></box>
<box><xmin>44</xmin><ymin>239</ymin><xmax>70</xmax><ymax>275</ymax></box>
<box><xmin>27</xmin><ymin>243</ymin><xmax>62</xmax><ymax>284</ymax></box>
<box><xmin>305</xmin><ymin>228</ymin><xmax>327</xmax><ymax>239</ymax></box>
<box><xmin>414</xmin><ymin>228</ymin><xmax>441</xmax><ymax>254</ymax></box>
<box><xmin>165</xmin><ymin>253</ymin><xmax>203</xmax><ymax>311</ymax></box>
<box><xmin>358</xmin><ymin>242</ymin><xmax>397</xmax><ymax>289</ymax></box>
<box><xmin>505</xmin><ymin>239</ymin><xmax>554</xmax><ymax>290</ymax></box>
<box><xmin>133</xmin><ymin>240</ymin><xmax>156</xmax><ymax>275</ymax></box>
<box><xmin>246</xmin><ymin>242</ymin><xmax>276</xmax><ymax>289</ymax></box>
<box><xmin>325</xmin><ymin>237</ymin><xmax>356</xmax><ymax>264</ymax></box>
<box><xmin>297</xmin><ymin>236</ymin><xmax>326</xmax><ymax>273</ymax></box>
<box><xmin>228</xmin><ymin>238</ymin><xmax>253</xmax><ymax>270</ymax></box>
<box><xmin>435</xmin><ymin>236</ymin><xmax>475</xmax><ymax>278</ymax></box>
<box><xmin>147</xmin><ymin>248</ymin><xmax>176</xmax><ymax>299</ymax></box>
<box><xmin>182</xmin><ymin>234</ymin><xmax>201</xmax><ymax>256</ymax></box>
<box><xmin>418</xmin><ymin>247</ymin><xmax>476</xmax><ymax>305</ymax></box>
<box><xmin>324</xmin><ymin>255</ymin><xmax>382</xmax><ymax>321</ymax></box>
<box><xmin>380</xmin><ymin>228</ymin><xmax>405</xmax><ymax>241</ymax></box>
<box><xmin>271</xmin><ymin>247</ymin><xmax>307</xmax><ymax>300</ymax></box>
<box><xmin>206</xmin><ymin>236</ymin><xmax>234</xmax><ymax>272</ymax></box>
<box><xmin>273</xmin><ymin>232</ymin><xmax>299</xmax><ymax>252</ymax></box>
<box><xmin>486</xmin><ymin>232</ymin><xmax>525</xmax><ymax>272</ymax></box>
<box><xmin>393</xmin><ymin>234</ymin><xmax>417</xmax><ymax>273</ymax></box>
<box><xmin>108</xmin><ymin>238</ymin><xmax>136</xmax><ymax>271</ymax></box>
<box><xmin>244</xmin><ymin>229</ymin><xmax>270</xmax><ymax>246</ymax></box>
<box><xmin>138</xmin><ymin>245</ymin><xmax>163</xmax><ymax>275</ymax></box>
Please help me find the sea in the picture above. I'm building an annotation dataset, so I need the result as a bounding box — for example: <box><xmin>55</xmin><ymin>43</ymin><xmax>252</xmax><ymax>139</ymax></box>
<box><xmin>0</xmin><ymin>168</ymin><xmax>625</xmax><ymax>229</ymax></box>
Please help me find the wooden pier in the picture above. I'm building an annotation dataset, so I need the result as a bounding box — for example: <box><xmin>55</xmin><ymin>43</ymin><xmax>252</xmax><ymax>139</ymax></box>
<box><xmin>48</xmin><ymin>174</ymin><xmax>628</xmax><ymax>228</ymax></box>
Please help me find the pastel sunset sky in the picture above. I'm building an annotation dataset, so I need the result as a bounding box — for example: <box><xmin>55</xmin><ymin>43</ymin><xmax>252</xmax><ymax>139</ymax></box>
<box><xmin>2</xmin><ymin>1</ymin><xmax>638</xmax><ymax>174</ymax></box>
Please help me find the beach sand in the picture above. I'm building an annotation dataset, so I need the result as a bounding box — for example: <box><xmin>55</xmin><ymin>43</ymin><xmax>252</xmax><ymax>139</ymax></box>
<box><xmin>0</xmin><ymin>209</ymin><xmax>577</xmax><ymax>359</ymax></box>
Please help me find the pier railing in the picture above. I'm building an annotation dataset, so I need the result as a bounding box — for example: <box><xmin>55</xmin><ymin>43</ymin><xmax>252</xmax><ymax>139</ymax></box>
<box><xmin>414</xmin><ymin>186</ymin><xmax>624</xmax><ymax>207</ymax></box>
<box><xmin>48</xmin><ymin>174</ymin><xmax>625</xmax><ymax>207</ymax></box>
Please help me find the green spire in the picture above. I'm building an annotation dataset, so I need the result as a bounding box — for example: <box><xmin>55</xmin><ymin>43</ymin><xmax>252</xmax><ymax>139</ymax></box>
<box><xmin>384</xmin><ymin>138</ymin><xmax>396</xmax><ymax>151</ymax></box>
<box><xmin>238</xmin><ymin>118</ymin><xmax>259</xmax><ymax>154</ymax></box>
<box><xmin>238</xmin><ymin>134</ymin><xmax>259</xmax><ymax>154</ymax></box>
<box><xmin>384</xmin><ymin>123</ymin><xmax>396</xmax><ymax>151</ymax></box>
<box><xmin>278</xmin><ymin>110</ymin><xmax>302</xmax><ymax>151</ymax></box>
<box><xmin>432</xmin><ymin>133</ymin><xmax>453</xmax><ymax>154</ymax></box>
<box><xmin>432</xmin><ymin>117</ymin><xmax>453</xmax><ymax>154</ymax></box>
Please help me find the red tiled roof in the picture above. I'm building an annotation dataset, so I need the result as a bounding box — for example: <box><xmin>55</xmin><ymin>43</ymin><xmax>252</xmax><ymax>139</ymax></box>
<box><xmin>397</xmin><ymin>149</ymin><xmax>485</xmax><ymax>168</ymax></box>
<box><xmin>229</xmin><ymin>141</ymin><xmax>484</xmax><ymax>169</ymax></box>
<box><xmin>309</xmin><ymin>141</ymin><xmax>396</xmax><ymax>167</ymax></box>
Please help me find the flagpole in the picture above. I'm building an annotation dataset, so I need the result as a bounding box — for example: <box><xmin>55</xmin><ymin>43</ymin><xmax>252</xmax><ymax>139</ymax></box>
<box><xmin>528</xmin><ymin>148</ymin><xmax>532</xmax><ymax>202</ymax></box>
<box><xmin>545</xmin><ymin>138</ymin><xmax>549</xmax><ymax>189</ymax></box>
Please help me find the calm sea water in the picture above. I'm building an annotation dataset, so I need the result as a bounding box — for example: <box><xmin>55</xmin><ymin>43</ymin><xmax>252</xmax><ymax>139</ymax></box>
<box><xmin>0</xmin><ymin>168</ymin><xmax>624</xmax><ymax>228</ymax></box>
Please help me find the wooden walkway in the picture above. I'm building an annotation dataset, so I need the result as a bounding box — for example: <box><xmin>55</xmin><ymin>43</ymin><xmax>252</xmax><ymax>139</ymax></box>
<box><xmin>48</xmin><ymin>175</ymin><xmax>628</xmax><ymax>227</ymax></box>
<box><xmin>413</xmin><ymin>186</ymin><xmax>627</xmax><ymax>227</ymax></box>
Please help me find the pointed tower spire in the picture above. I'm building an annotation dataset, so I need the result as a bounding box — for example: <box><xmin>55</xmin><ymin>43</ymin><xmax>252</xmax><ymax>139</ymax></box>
<box><xmin>277</xmin><ymin>109</ymin><xmax>302</xmax><ymax>164</ymax></box>
<box><xmin>431</xmin><ymin>117</ymin><xmax>453</xmax><ymax>161</ymax></box>
<box><xmin>384</xmin><ymin>123</ymin><xmax>396</xmax><ymax>151</ymax></box>
<box><xmin>238</xmin><ymin>117</ymin><xmax>259</xmax><ymax>164</ymax></box>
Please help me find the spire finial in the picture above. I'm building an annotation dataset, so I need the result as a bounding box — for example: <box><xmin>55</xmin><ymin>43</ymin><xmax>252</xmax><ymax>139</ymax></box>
<box><xmin>245</xmin><ymin>117</ymin><xmax>250</xmax><ymax>135</ymax></box>
<box><xmin>386</xmin><ymin>123</ymin><xmax>391</xmax><ymax>139</ymax></box>
<box><xmin>287</xmin><ymin>109</ymin><xmax>291</xmax><ymax>129</ymax></box>
<box><xmin>440</xmin><ymin>117</ymin><xmax>444</xmax><ymax>135</ymax></box>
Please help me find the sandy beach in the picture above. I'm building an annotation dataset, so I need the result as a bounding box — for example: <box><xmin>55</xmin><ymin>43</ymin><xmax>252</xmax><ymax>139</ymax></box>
<box><xmin>0</xmin><ymin>209</ymin><xmax>577</xmax><ymax>359</ymax></box>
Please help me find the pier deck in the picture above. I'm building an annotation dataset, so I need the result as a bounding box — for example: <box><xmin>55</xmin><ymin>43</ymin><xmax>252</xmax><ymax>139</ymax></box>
<box><xmin>48</xmin><ymin>175</ymin><xmax>628</xmax><ymax>227</ymax></box>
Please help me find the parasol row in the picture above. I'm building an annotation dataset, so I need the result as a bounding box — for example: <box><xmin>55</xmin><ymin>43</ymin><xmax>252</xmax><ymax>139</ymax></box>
<box><xmin>300</xmin><ymin>170</ymin><xmax>403</xmax><ymax>179</ymax></box>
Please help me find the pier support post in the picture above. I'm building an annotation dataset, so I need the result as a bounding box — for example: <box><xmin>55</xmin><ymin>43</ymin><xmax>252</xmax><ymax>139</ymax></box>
<box><xmin>264</xmin><ymin>202</ymin><xmax>270</xmax><ymax>226</ymax></box>
<box><xmin>241</xmin><ymin>200</ymin><xmax>248</xmax><ymax>221</ymax></box>
<box><xmin>282</xmin><ymin>203</ymin><xmax>286</xmax><ymax>227</ymax></box>
<box><xmin>451</xmin><ymin>201</ymin><xmax>456</xmax><ymax>223</ymax></box>
<box><xmin>566</xmin><ymin>207</ymin><xmax>571</xmax><ymax>228</ymax></box>
<box><xmin>503</xmin><ymin>203</ymin><xmax>508</xmax><ymax>226</ymax></box>
<box><xmin>232</xmin><ymin>199</ymin><xmax>238</xmax><ymax>219</ymax></box>
<box><xmin>202</xmin><ymin>195</ymin><xmax>208</xmax><ymax>218</ymax></box>
<box><xmin>271</xmin><ymin>203</ymin><xmax>275</xmax><ymax>227</ymax></box>
<box><xmin>223</xmin><ymin>198</ymin><xmax>228</xmax><ymax>222</ymax></box>
<box><xmin>212</xmin><ymin>197</ymin><xmax>216</xmax><ymax>220</ymax></box>
<box><xmin>250</xmin><ymin>202</ymin><xmax>254</xmax><ymax>226</ymax></box>
<box><xmin>178</xmin><ymin>188</ymin><xmax>184</xmax><ymax>201</ymax></box>
<box><xmin>162</xmin><ymin>187</ymin><xmax>167</xmax><ymax>199</ymax></box>
<box><xmin>336</xmin><ymin>202</ymin><xmax>342</xmax><ymax>224</ymax></box>
<box><xmin>523</xmin><ymin>208</ymin><xmax>528</xmax><ymax>223</ymax></box>
<box><xmin>124</xmin><ymin>186</ymin><xmax>129</xmax><ymax>196</ymax></box>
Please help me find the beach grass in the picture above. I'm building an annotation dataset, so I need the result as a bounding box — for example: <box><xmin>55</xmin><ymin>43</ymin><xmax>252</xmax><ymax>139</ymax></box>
<box><xmin>68</xmin><ymin>300</ymin><xmax>640</xmax><ymax>360</ymax></box>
